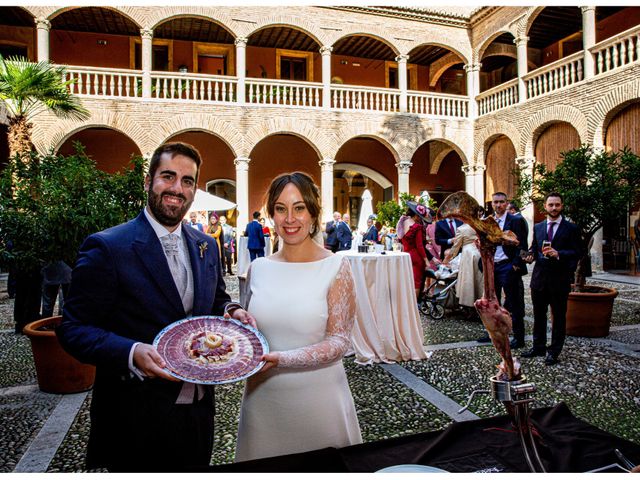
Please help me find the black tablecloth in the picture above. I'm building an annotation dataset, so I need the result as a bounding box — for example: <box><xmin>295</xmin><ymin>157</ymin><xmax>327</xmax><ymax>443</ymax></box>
<box><xmin>208</xmin><ymin>403</ymin><xmax>640</xmax><ymax>472</ymax></box>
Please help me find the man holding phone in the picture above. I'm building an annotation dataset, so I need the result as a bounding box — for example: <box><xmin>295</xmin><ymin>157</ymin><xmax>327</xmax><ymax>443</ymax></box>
<box><xmin>522</xmin><ymin>192</ymin><xmax>580</xmax><ymax>365</ymax></box>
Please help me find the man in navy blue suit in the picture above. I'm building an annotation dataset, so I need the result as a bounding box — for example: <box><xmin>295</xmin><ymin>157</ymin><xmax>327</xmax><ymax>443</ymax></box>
<box><xmin>325</xmin><ymin>211</ymin><xmax>342</xmax><ymax>252</ymax></box>
<box><xmin>245</xmin><ymin>211</ymin><xmax>266</xmax><ymax>261</ymax></box>
<box><xmin>476</xmin><ymin>192</ymin><xmax>529</xmax><ymax>347</ymax></box>
<box><xmin>58</xmin><ymin>142</ymin><xmax>255</xmax><ymax>472</ymax></box>
<box><xmin>435</xmin><ymin>217</ymin><xmax>463</xmax><ymax>259</ymax></box>
<box><xmin>522</xmin><ymin>192</ymin><xmax>580</xmax><ymax>366</ymax></box>
<box><xmin>336</xmin><ymin>212</ymin><xmax>353</xmax><ymax>251</ymax></box>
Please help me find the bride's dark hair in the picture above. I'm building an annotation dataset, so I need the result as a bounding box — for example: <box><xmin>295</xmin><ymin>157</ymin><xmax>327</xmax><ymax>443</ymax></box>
<box><xmin>265</xmin><ymin>172</ymin><xmax>322</xmax><ymax>236</ymax></box>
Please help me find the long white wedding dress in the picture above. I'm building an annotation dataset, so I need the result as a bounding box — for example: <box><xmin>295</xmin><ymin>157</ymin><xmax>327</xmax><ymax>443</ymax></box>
<box><xmin>235</xmin><ymin>254</ymin><xmax>362</xmax><ymax>462</ymax></box>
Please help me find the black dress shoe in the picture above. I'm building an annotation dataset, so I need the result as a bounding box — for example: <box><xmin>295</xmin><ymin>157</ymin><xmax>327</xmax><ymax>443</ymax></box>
<box><xmin>544</xmin><ymin>353</ymin><xmax>559</xmax><ymax>365</ymax></box>
<box><xmin>521</xmin><ymin>348</ymin><xmax>545</xmax><ymax>358</ymax></box>
<box><xmin>509</xmin><ymin>339</ymin><xmax>525</xmax><ymax>349</ymax></box>
<box><xmin>476</xmin><ymin>334</ymin><xmax>491</xmax><ymax>343</ymax></box>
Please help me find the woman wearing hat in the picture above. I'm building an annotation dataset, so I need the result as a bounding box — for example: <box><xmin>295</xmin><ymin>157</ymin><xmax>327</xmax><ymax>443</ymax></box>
<box><xmin>398</xmin><ymin>201</ymin><xmax>434</xmax><ymax>299</ymax></box>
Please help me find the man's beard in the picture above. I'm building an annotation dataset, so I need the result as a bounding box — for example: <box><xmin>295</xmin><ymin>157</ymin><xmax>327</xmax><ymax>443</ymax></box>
<box><xmin>148</xmin><ymin>188</ymin><xmax>192</xmax><ymax>227</ymax></box>
<box><xmin>547</xmin><ymin>210</ymin><xmax>561</xmax><ymax>219</ymax></box>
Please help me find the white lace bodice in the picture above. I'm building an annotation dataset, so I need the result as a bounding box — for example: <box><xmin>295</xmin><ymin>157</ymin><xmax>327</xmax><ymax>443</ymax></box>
<box><xmin>246</xmin><ymin>255</ymin><xmax>356</xmax><ymax>369</ymax></box>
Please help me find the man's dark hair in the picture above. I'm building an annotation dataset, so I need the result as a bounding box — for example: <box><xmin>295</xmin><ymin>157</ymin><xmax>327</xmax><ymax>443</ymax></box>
<box><xmin>492</xmin><ymin>192</ymin><xmax>507</xmax><ymax>200</ymax></box>
<box><xmin>148</xmin><ymin>142</ymin><xmax>202</xmax><ymax>183</ymax></box>
<box><xmin>507</xmin><ymin>202</ymin><xmax>520</xmax><ymax>213</ymax></box>
<box><xmin>545</xmin><ymin>191</ymin><xmax>563</xmax><ymax>203</ymax></box>
<box><xmin>252</xmin><ymin>211</ymin><xmax>261</xmax><ymax>219</ymax></box>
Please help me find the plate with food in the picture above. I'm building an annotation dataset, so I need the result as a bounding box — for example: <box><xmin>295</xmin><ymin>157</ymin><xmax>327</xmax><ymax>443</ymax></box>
<box><xmin>153</xmin><ymin>316</ymin><xmax>268</xmax><ymax>385</ymax></box>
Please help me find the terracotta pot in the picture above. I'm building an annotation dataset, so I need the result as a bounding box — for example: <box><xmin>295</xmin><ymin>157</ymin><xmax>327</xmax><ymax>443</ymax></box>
<box><xmin>566</xmin><ymin>286</ymin><xmax>618</xmax><ymax>338</ymax></box>
<box><xmin>23</xmin><ymin>316</ymin><xmax>95</xmax><ymax>394</ymax></box>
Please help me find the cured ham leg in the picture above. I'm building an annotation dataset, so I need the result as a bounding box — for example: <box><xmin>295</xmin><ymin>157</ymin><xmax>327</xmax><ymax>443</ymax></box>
<box><xmin>438</xmin><ymin>191</ymin><xmax>521</xmax><ymax>380</ymax></box>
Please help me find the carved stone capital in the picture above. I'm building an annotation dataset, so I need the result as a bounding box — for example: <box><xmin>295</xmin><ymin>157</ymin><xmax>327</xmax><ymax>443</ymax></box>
<box><xmin>140</xmin><ymin>28</ymin><xmax>153</xmax><ymax>40</ymax></box>
<box><xmin>35</xmin><ymin>17</ymin><xmax>51</xmax><ymax>30</ymax></box>
<box><xmin>319</xmin><ymin>158</ymin><xmax>335</xmax><ymax>170</ymax></box>
<box><xmin>395</xmin><ymin>54</ymin><xmax>410</xmax><ymax>64</ymax></box>
<box><xmin>464</xmin><ymin>63</ymin><xmax>482</xmax><ymax>73</ymax></box>
<box><xmin>320</xmin><ymin>45</ymin><xmax>333</xmax><ymax>56</ymax></box>
<box><xmin>235</xmin><ymin>37</ymin><xmax>249</xmax><ymax>48</ymax></box>
<box><xmin>580</xmin><ymin>6</ymin><xmax>596</xmax><ymax>14</ymax></box>
<box><xmin>234</xmin><ymin>156</ymin><xmax>251</xmax><ymax>170</ymax></box>
<box><xmin>396</xmin><ymin>160</ymin><xmax>412</xmax><ymax>174</ymax></box>
<box><xmin>514</xmin><ymin>36</ymin><xmax>529</xmax><ymax>47</ymax></box>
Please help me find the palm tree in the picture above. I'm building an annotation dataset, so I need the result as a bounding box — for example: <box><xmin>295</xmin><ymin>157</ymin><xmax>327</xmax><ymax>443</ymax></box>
<box><xmin>0</xmin><ymin>55</ymin><xmax>90</xmax><ymax>159</ymax></box>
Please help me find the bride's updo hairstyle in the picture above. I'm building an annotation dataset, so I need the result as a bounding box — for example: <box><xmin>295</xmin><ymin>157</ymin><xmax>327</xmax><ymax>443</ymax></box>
<box><xmin>265</xmin><ymin>171</ymin><xmax>322</xmax><ymax>236</ymax></box>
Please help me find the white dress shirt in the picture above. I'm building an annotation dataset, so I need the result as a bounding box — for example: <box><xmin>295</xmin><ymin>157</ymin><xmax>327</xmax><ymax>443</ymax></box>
<box><xmin>494</xmin><ymin>213</ymin><xmax>509</xmax><ymax>263</ymax></box>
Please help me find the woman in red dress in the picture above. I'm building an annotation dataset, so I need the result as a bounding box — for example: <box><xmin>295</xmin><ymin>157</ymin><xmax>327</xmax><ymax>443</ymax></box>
<box><xmin>398</xmin><ymin>201</ymin><xmax>434</xmax><ymax>299</ymax></box>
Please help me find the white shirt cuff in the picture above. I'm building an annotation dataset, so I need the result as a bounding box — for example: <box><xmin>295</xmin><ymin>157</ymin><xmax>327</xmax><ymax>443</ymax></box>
<box><xmin>128</xmin><ymin>342</ymin><xmax>145</xmax><ymax>381</ymax></box>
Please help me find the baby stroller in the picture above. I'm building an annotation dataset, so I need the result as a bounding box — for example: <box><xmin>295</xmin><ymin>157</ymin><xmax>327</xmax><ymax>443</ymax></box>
<box><xmin>418</xmin><ymin>262</ymin><xmax>459</xmax><ymax>319</ymax></box>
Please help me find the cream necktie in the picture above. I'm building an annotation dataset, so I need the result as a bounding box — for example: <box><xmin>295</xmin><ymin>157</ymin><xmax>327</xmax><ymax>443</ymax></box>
<box><xmin>160</xmin><ymin>233</ymin><xmax>188</xmax><ymax>301</ymax></box>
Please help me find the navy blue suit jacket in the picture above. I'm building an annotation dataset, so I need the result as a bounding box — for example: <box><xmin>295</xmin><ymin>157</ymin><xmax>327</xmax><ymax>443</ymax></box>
<box><xmin>325</xmin><ymin>220</ymin><xmax>339</xmax><ymax>247</ymax></box>
<box><xmin>435</xmin><ymin>219</ymin><xmax>463</xmax><ymax>259</ymax></box>
<box><xmin>336</xmin><ymin>222</ymin><xmax>352</xmax><ymax>251</ymax></box>
<box><xmin>245</xmin><ymin>220</ymin><xmax>265</xmax><ymax>250</ymax></box>
<box><xmin>530</xmin><ymin>218</ymin><xmax>580</xmax><ymax>291</ymax></box>
<box><xmin>499</xmin><ymin>212</ymin><xmax>529</xmax><ymax>275</ymax></box>
<box><xmin>363</xmin><ymin>225</ymin><xmax>379</xmax><ymax>243</ymax></box>
<box><xmin>59</xmin><ymin>211</ymin><xmax>231</xmax><ymax>373</ymax></box>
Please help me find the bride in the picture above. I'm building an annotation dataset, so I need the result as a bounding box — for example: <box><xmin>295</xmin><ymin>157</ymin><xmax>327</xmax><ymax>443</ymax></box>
<box><xmin>235</xmin><ymin>171</ymin><xmax>362</xmax><ymax>462</ymax></box>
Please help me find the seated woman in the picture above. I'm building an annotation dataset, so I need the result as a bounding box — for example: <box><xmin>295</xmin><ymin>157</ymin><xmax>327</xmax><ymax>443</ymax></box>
<box><xmin>235</xmin><ymin>171</ymin><xmax>362</xmax><ymax>462</ymax></box>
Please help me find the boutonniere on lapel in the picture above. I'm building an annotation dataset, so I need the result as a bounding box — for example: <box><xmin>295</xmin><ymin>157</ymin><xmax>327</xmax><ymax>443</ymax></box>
<box><xmin>197</xmin><ymin>240</ymin><xmax>208</xmax><ymax>259</ymax></box>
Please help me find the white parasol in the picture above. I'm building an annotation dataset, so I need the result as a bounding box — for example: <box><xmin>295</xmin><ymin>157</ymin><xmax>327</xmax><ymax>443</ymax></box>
<box><xmin>357</xmin><ymin>189</ymin><xmax>374</xmax><ymax>234</ymax></box>
<box><xmin>188</xmin><ymin>189</ymin><xmax>236</xmax><ymax>213</ymax></box>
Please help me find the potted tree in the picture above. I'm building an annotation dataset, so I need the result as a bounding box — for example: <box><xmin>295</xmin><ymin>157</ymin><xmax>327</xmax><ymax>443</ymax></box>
<box><xmin>521</xmin><ymin>145</ymin><xmax>640</xmax><ymax>337</ymax></box>
<box><xmin>0</xmin><ymin>145</ymin><xmax>146</xmax><ymax>392</ymax></box>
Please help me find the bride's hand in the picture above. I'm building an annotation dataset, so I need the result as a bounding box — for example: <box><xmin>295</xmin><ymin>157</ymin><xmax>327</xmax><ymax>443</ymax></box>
<box><xmin>259</xmin><ymin>352</ymin><xmax>280</xmax><ymax>373</ymax></box>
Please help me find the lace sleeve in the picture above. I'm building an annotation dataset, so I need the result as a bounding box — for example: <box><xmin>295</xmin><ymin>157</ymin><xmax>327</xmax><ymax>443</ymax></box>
<box><xmin>278</xmin><ymin>258</ymin><xmax>356</xmax><ymax>368</ymax></box>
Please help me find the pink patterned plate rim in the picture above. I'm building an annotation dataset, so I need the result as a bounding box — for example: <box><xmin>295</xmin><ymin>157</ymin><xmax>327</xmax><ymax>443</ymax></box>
<box><xmin>153</xmin><ymin>315</ymin><xmax>269</xmax><ymax>385</ymax></box>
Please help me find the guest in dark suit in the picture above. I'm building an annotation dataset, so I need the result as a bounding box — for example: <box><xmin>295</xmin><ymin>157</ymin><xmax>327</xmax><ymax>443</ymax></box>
<box><xmin>336</xmin><ymin>212</ymin><xmax>353</xmax><ymax>251</ymax></box>
<box><xmin>477</xmin><ymin>192</ymin><xmax>529</xmax><ymax>347</ymax></box>
<box><xmin>522</xmin><ymin>192</ymin><xmax>580</xmax><ymax>366</ymax></box>
<box><xmin>362</xmin><ymin>215</ymin><xmax>379</xmax><ymax>243</ymax></box>
<box><xmin>325</xmin><ymin>211</ymin><xmax>342</xmax><ymax>252</ymax></box>
<box><xmin>245</xmin><ymin>211</ymin><xmax>266</xmax><ymax>261</ymax></box>
<box><xmin>58</xmin><ymin>142</ymin><xmax>255</xmax><ymax>472</ymax></box>
<box><xmin>435</xmin><ymin>217</ymin><xmax>463</xmax><ymax>259</ymax></box>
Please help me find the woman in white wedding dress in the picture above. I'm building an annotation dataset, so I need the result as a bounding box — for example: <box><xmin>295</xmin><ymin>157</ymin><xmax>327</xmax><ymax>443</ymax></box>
<box><xmin>235</xmin><ymin>172</ymin><xmax>362</xmax><ymax>462</ymax></box>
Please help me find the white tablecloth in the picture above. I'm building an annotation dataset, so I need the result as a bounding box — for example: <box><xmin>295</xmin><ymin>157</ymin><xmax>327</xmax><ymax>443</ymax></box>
<box><xmin>236</xmin><ymin>236</ymin><xmax>272</xmax><ymax>277</ymax></box>
<box><xmin>337</xmin><ymin>251</ymin><xmax>428</xmax><ymax>364</ymax></box>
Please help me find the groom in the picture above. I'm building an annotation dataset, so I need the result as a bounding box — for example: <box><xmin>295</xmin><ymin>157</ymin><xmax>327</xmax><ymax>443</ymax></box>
<box><xmin>58</xmin><ymin>142</ymin><xmax>255</xmax><ymax>472</ymax></box>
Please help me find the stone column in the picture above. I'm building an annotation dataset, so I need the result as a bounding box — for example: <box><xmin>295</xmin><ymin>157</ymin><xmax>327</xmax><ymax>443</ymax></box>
<box><xmin>319</xmin><ymin>158</ymin><xmax>335</xmax><ymax>222</ymax></box>
<box><xmin>235</xmin><ymin>37</ymin><xmax>248</xmax><ymax>105</ymax></box>
<box><xmin>514</xmin><ymin>36</ymin><xmax>529</xmax><ymax>103</ymax></box>
<box><xmin>35</xmin><ymin>18</ymin><xmax>51</xmax><ymax>62</ymax></box>
<box><xmin>320</xmin><ymin>46</ymin><xmax>333</xmax><ymax>110</ymax></box>
<box><xmin>464</xmin><ymin>63</ymin><xmax>481</xmax><ymax>119</ymax></box>
<box><xmin>396</xmin><ymin>54</ymin><xmax>409</xmax><ymax>113</ymax></box>
<box><xmin>582</xmin><ymin>6</ymin><xmax>596</xmax><ymax>79</ymax></box>
<box><xmin>516</xmin><ymin>156</ymin><xmax>536</xmax><ymax>243</ymax></box>
<box><xmin>463</xmin><ymin>165</ymin><xmax>476</xmax><ymax>200</ymax></box>
<box><xmin>396</xmin><ymin>160</ymin><xmax>412</xmax><ymax>198</ymax></box>
<box><xmin>141</xmin><ymin>28</ymin><xmax>153</xmax><ymax>98</ymax></box>
<box><xmin>234</xmin><ymin>157</ymin><xmax>251</xmax><ymax>229</ymax></box>
<box><xmin>473</xmin><ymin>165</ymin><xmax>485</xmax><ymax>206</ymax></box>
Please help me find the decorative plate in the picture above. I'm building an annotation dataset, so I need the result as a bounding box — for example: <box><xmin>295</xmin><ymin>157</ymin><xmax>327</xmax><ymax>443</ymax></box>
<box><xmin>153</xmin><ymin>315</ymin><xmax>268</xmax><ymax>385</ymax></box>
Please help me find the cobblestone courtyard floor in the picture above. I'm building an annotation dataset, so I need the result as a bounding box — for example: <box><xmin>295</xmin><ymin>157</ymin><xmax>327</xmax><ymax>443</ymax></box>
<box><xmin>1</xmin><ymin>271</ymin><xmax>639</xmax><ymax>472</ymax></box>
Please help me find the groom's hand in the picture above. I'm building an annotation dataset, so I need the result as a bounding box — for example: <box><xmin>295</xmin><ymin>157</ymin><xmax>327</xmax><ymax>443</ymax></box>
<box><xmin>133</xmin><ymin>343</ymin><xmax>178</xmax><ymax>381</ymax></box>
<box><xmin>225</xmin><ymin>308</ymin><xmax>257</xmax><ymax>329</ymax></box>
